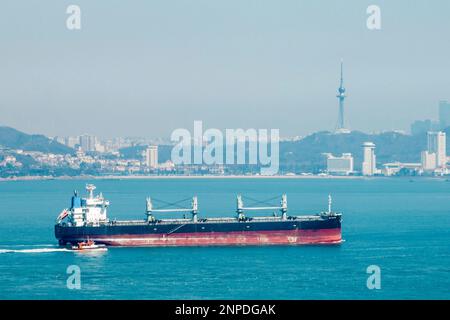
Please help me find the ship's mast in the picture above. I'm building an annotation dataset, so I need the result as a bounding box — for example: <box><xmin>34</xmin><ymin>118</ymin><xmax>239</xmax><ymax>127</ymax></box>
<box><xmin>146</xmin><ymin>197</ymin><xmax>154</xmax><ymax>222</ymax></box>
<box><xmin>236</xmin><ymin>194</ymin><xmax>288</xmax><ymax>220</ymax></box>
<box><xmin>328</xmin><ymin>194</ymin><xmax>332</xmax><ymax>214</ymax></box>
<box><xmin>236</xmin><ymin>195</ymin><xmax>245</xmax><ymax>220</ymax></box>
<box><xmin>146</xmin><ymin>196</ymin><xmax>199</xmax><ymax>222</ymax></box>
<box><xmin>86</xmin><ymin>184</ymin><xmax>96</xmax><ymax>199</ymax></box>
<box><xmin>281</xmin><ymin>194</ymin><xmax>288</xmax><ymax>220</ymax></box>
<box><xmin>191</xmin><ymin>196</ymin><xmax>198</xmax><ymax>223</ymax></box>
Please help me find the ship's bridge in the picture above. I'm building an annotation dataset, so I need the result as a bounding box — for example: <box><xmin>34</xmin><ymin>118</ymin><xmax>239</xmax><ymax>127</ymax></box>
<box><xmin>61</xmin><ymin>184</ymin><xmax>109</xmax><ymax>227</ymax></box>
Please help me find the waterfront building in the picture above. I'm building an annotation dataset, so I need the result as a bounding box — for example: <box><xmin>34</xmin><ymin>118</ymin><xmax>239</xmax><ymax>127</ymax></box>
<box><xmin>421</xmin><ymin>151</ymin><xmax>437</xmax><ymax>171</ymax></box>
<box><xmin>427</xmin><ymin>131</ymin><xmax>446</xmax><ymax>168</ymax></box>
<box><xmin>144</xmin><ymin>145</ymin><xmax>158</xmax><ymax>168</ymax></box>
<box><xmin>325</xmin><ymin>153</ymin><xmax>354</xmax><ymax>175</ymax></box>
<box><xmin>383</xmin><ymin>162</ymin><xmax>421</xmax><ymax>176</ymax></box>
<box><xmin>362</xmin><ymin>142</ymin><xmax>377</xmax><ymax>176</ymax></box>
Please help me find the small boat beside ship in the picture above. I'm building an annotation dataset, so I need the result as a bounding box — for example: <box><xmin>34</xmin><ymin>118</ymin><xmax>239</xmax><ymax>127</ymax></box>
<box><xmin>55</xmin><ymin>184</ymin><xmax>342</xmax><ymax>247</ymax></box>
<box><xmin>70</xmin><ymin>239</ymin><xmax>107</xmax><ymax>252</ymax></box>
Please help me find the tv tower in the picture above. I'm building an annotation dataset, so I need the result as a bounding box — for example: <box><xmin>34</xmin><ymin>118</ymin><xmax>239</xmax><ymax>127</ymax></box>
<box><xmin>336</xmin><ymin>61</ymin><xmax>349</xmax><ymax>133</ymax></box>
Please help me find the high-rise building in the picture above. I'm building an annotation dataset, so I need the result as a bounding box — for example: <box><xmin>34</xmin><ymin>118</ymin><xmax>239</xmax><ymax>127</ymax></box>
<box><xmin>65</xmin><ymin>136</ymin><xmax>79</xmax><ymax>148</ymax></box>
<box><xmin>427</xmin><ymin>131</ymin><xmax>446</xmax><ymax>168</ymax></box>
<box><xmin>94</xmin><ymin>143</ymin><xmax>105</xmax><ymax>153</ymax></box>
<box><xmin>410</xmin><ymin>119</ymin><xmax>439</xmax><ymax>136</ymax></box>
<box><xmin>144</xmin><ymin>146</ymin><xmax>158</xmax><ymax>168</ymax></box>
<box><xmin>79</xmin><ymin>135</ymin><xmax>97</xmax><ymax>152</ymax></box>
<box><xmin>421</xmin><ymin>151</ymin><xmax>437</xmax><ymax>171</ymax></box>
<box><xmin>439</xmin><ymin>100</ymin><xmax>450</xmax><ymax>130</ymax></box>
<box><xmin>335</xmin><ymin>61</ymin><xmax>350</xmax><ymax>133</ymax></box>
<box><xmin>362</xmin><ymin>142</ymin><xmax>377</xmax><ymax>176</ymax></box>
<box><xmin>325</xmin><ymin>153</ymin><xmax>353</xmax><ymax>175</ymax></box>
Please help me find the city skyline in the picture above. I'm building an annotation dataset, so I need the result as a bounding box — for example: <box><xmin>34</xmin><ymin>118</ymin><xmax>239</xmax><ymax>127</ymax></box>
<box><xmin>3</xmin><ymin>98</ymin><xmax>450</xmax><ymax>144</ymax></box>
<box><xmin>13</xmin><ymin>96</ymin><xmax>450</xmax><ymax>144</ymax></box>
<box><xmin>1</xmin><ymin>1</ymin><xmax>450</xmax><ymax>138</ymax></box>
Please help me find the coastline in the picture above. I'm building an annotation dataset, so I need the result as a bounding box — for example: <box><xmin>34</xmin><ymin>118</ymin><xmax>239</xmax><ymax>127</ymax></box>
<box><xmin>0</xmin><ymin>174</ymin><xmax>447</xmax><ymax>182</ymax></box>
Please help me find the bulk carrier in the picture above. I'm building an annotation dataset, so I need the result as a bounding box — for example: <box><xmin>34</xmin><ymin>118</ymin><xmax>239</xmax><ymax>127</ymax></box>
<box><xmin>55</xmin><ymin>184</ymin><xmax>342</xmax><ymax>247</ymax></box>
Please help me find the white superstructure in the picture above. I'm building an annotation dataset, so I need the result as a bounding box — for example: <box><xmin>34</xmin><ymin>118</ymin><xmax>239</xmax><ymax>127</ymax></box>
<box><xmin>57</xmin><ymin>184</ymin><xmax>109</xmax><ymax>227</ymax></box>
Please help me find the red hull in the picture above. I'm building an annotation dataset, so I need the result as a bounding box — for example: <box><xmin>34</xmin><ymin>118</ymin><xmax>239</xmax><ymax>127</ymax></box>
<box><xmin>81</xmin><ymin>228</ymin><xmax>342</xmax><ymax>247</ymax></box>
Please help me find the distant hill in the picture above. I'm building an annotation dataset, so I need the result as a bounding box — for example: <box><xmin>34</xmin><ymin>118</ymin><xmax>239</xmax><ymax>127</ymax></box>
<box><xmin>0</xmin><ymin>126</ymin><xmax>74</xmax><ymax>155</ymax></box>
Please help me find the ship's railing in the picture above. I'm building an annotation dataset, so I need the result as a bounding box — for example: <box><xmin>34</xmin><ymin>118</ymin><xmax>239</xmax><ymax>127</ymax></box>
<box><xmin>108</xmin><ymin>220</ymin><xmax>148</xmax><ymax>226</ymax></box>
<box><xmin>104</xmin><ymin>214</ymin><xmax>328</xmax><ymax>226</ymax></box>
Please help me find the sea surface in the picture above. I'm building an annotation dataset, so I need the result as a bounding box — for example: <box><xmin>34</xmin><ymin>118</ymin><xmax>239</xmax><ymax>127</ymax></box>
<box><xmin>0</xmin><ymin>178</ymin><xmax>449</xmax><ymax>300</ymax></box>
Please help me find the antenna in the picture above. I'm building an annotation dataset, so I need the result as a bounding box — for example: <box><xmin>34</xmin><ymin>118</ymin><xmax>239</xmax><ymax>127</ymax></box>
<box><xmin>86</xmin><ymin>184</ymin><xmax>96</xmax><ymax>199</ymax></box>
<box><xmin>336</xmin><ymin>60</ymin><xmax>347</xmax><ymax>132</ymax></box>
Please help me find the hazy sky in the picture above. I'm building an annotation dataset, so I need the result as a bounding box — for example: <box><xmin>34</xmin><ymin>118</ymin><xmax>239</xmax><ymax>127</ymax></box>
<box><xmin>1</xmin><ymin>0</ymin><xmax>449</xmax><ymax>138</ymax></box>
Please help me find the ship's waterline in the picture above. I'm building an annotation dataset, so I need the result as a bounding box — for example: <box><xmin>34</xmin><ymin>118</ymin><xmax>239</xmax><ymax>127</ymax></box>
<box><xmin>56</xmin><ymin>229</ymin><xmax>342</xmax><ymax>247</ymax></box>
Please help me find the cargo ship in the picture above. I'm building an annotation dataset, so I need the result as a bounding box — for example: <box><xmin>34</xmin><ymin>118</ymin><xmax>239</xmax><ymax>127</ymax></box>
<box><xmin>55</xmin><ymin>184</ymin><xmax>342</xmax><ymax>247</ymax></box>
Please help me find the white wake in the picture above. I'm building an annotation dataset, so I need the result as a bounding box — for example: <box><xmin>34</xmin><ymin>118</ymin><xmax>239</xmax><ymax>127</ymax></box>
<box><xmin>0</xmin><ymin>246</ymin><xmax>71</xmax><ymax>254</ymax></box>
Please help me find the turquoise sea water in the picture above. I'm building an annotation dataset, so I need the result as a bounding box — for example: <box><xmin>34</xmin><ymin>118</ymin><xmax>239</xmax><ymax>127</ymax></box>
<box><xmin>0</xmin><ymin>178</ymin><xmax>449</xmax><ymax>300</ymax></box>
